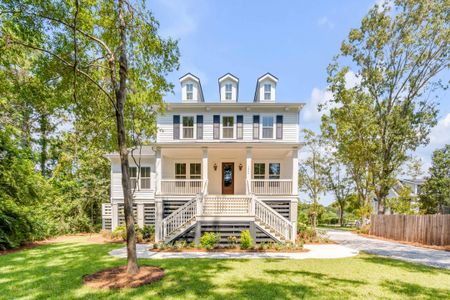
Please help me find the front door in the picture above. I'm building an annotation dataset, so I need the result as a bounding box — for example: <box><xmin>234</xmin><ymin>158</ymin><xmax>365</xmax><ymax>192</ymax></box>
<box><xmin>222</xmin><ymin>162</ymin><xmax>234</xmax><ymax>195</ymax></box>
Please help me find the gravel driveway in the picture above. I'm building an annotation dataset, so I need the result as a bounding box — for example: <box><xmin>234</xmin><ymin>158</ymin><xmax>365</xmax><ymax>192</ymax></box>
<box><xmin>326</xmin><ymin>230</ymin><xmax>450</xmax><ymax>269</ymax></box>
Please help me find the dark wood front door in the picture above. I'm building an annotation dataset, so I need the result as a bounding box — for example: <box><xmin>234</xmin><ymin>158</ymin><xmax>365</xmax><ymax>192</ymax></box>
<box><xmin>222</xmin><ymin>162</ymin><xmax>234</xmax><ymax>195</ymax></box>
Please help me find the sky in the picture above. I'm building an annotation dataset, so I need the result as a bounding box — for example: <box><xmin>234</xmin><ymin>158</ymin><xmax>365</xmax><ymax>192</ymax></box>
<box><xmin>149</xmin><ymin>0</ymin><xmax>450</xmax><ymax>205</ymax></box>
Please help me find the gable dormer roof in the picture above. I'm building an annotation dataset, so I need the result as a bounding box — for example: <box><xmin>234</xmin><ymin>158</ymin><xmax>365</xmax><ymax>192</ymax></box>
<box><xmin>179</xmin><ymin>73</ymin><xmax>204</xmax><ymax>102</ymax></box>
<box><xmin>218</xmin><ymin>73</ymin><xmax>239</xmax><ymax>102</ymax></box>
<box><xmin>254</xmin><ymin>73</ymin><xmax>278</xmax><ymax>102</ymax></box>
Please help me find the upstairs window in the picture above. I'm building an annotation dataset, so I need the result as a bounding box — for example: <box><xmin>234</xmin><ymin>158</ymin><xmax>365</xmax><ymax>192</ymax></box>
<box><xmin>264</xmin><ymin>84</ymin><xmax>271</xmax><ymax>100</ymax></box>
<box><xmin>222</xmin><ymin>116</ymin><xmax>234</xmax><ymax>138</ymax></box>
<box><xmin>140</xmin><ymin>167</ymin><xmax>151</xmax><ymax>189</ymax></box>
<box><xmin>254</xmin><ymin>163</ymin><xmax>265</xmax><ymax>179</ymax></box>
<box><xmin>225</xmin><ymin>83</ymin><xmax>232</xmax><ymax>100</ymax></box>
<box><xmin>186</xmin><ymin>83</ymin><xmax>193</xmax><ymax>100</ymax></box>
<box><xmin>182</xmin><ymin>116</ymin><xmax>194</xmax><ymax>138</ymax></box>
<box><xmin>262</xmin><ymin>116</ymin><xmax>274</xmax><ymax>138</ymax></box>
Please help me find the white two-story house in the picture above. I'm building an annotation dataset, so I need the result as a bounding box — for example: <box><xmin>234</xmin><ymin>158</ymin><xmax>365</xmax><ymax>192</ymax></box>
<box><xmin>102</xmin><ymin>73</ymin><xmax>304</xmax><ymax>244</ymax></box>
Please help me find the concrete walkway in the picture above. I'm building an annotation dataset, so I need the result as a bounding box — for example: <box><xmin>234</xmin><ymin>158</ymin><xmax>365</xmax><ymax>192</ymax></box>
<box><xmin>109</xmin><ymin>244</ymin><xmax>358</xmax><ymax>260</ymax></box>
<box><xmin>326</xmin><ymin>230</ymin><xmax>450</xmax><ymax>270</ymax></box>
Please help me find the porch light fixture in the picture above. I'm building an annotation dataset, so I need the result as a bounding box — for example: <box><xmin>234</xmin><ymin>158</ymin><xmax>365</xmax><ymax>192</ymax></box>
<box><xmin>239</xmin><ymin>163</ymin><xmax>243</xmax><ymax>171</ymax></box>
<box><xmin>213</xmin><ymin>163</ymin><xmax>217</xmax><ymax>171</ymax></box>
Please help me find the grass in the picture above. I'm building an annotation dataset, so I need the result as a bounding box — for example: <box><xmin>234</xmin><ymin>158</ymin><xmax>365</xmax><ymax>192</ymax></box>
<box><xmin>1</xmin><ymin>236</ymin><xmax>449</xmax><ymax>300</ymax></box>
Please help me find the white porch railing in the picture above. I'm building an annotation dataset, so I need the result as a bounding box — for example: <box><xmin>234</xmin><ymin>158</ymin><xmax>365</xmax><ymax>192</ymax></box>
<box><xmin>203</xmin><ymin>195</ymin><xmax>252</xmax><ymax>216</ymax></box>
<box><xmin>160</xmin><ymin>179</ymin><xmax>203</xmax><ymax>195</ymax></box>
<box><xmin>161</xmin><ymin>195</ymin><xmax>200</xmax><ymax>240</ymax></box>
<box><xmin>254</xmin><ymin>196</ymin><xmax>293</xmax><ymax>241</ymax></box>
<box><xmin>250</xmin><ymin>179</ymin><xmax>293</xmax><ymax>195</ymax></box>
<box><xmin>102</xmin><ymin>203</ymin><xmax>112</xmax><ymax>217</ymax></box>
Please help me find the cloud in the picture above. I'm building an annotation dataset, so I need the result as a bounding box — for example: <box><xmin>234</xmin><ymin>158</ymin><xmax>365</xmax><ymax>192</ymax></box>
<box><xmin>302</xmin><ymin>71</ymin><xmax>358</xmax><ymax>123</ymax></box>
<box><xmin>302</xmin><ymin>87</ymin><xmax>333</xmax><ymax>123</ymax></box>
<box><xmin>344</xmin><ymin>70</ymin><xmax>361</xmax><ymax>89</ymax></box>
<box><xmin>429</xmin><ymin>113</ymin><xmax>450</xmax><ymax>147</ymax></box>
<box><xmin>317</xmin><ymin>16</ymin><xmax>335</xmax><ymax>30</ymax></box>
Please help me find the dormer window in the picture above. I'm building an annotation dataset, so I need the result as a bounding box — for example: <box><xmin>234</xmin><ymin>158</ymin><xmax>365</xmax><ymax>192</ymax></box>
<box><xmin>264</xmin><ymin>84</ymin><xmax>271</xmax><ymax>100</ymax></box>
<box><xmin>186</xmin><ymin>83</ymin><xmax>193</xmax><ymax>100</ymax></box>
<box><xmin>225</xmin><ymin>83</ymin><xmax>232</xmax><ymax>100</ymax></box>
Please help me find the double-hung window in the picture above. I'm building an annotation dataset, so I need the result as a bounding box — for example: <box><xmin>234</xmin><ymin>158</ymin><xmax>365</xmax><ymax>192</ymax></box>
<box><xmin>225</xmin><ymin>83</ymin><xmax>232</xmax><ymax>100</ymax></box>
<box><xmin>253</xmin><ymin>163</ymin><xmax>265</xmax><ymax>179</ymax></box>
<box><xmin>269</xmin><ymin>163</ymin><xmax>281</xmax><ymax>179</ymax></box>
<box><xmin>129</xmin><ymin>167</ymin><xmax>137</xmax><ymax>190</ymax></box>
<box><xmin>186</xmin><ymin>83</ymin><xmax>193</xmax><ymax>100</ymax></box>
<box><xmin>175</xmin><ymin>163</ymin><xmax>186</xmax><ymax>187</ymax></box>
<box><xmin>182</xmin><ymin>116</ymin><xmax>194</xmax><ymax>139</ymax></box>
<box><xmin>222</xmin><ymin>116</ymin><xmax>234</xmax><ymax>138</ymax></box>
<box><xmin>262</xmin><ymin>116</ymin><xmax>274</xmax><ymax>138</ymax></box>
<box><xmin>190</xmin><ymin>163</ymin><xmax>201</xmax><ymax>179</ymax></box>
<box><xmin>140</xmin><ymin>167</ymin><xmax>151</xmax><ymax>189</ymax></box>
<box><xmin>264</xmin><ymin>84</ymin><xmax>271</xmax><ymax>100</ymax></box>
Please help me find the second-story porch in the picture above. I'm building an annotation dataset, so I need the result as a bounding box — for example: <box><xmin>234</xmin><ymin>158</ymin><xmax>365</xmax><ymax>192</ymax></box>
<box><xmin>155</xmin><ymin>144</ymin><xmax>299</xmax><ymax>197</ymax></box>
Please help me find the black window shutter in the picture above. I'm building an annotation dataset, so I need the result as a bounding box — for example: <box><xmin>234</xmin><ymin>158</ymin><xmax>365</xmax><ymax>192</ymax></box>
<box><xmin>213</xmin><ymin>115</ymin><xmax>220</xmax><ymax>139</ymax></box>
<box><xmin>276</xmin><ymin>115</ymin><xmax>283</xmax><ymax>139</ymax></box>
<box><xmin>237</xmin><ymin>115</ymin><xmax>243</xmax><ymax>139</ymax></box>
<box><xmin>196</xmin><ymin>115</ymin><xmax>203</xmax><ymax>139</ymax></box>
<box><xmin>253</xmin><ymin>115</ymin><xmax>260</xmax><ymax>139</ymax></box>
<box><xmin>173</xmin><ymin>115</ymin><xmax>180</xmax><ymax>139</ymax></box>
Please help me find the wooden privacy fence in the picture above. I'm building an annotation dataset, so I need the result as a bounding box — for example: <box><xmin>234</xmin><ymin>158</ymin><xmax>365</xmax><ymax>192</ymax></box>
<box><xmin>369</xmin><ymin>214</ymin><xmax>450</xmax><ymax>246</ymax></box>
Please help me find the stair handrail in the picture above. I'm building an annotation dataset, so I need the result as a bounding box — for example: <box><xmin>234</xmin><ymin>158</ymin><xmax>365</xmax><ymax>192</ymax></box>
<box><xmin>161</xmin><ymin>195</ymin><xmax>199</xmax><ymax>240</ymax></box>
<box><xmin>253</xmin><ymin>196</ymin><xmax>293</xmax><ymax>241</ymax></box>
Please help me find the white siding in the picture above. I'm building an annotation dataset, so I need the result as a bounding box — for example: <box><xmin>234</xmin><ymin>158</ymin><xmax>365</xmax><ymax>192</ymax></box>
<box><xmin>157</xmin><ymin>108</ymin><xmax>299</xmax><ymax>143</ymax></box>
<box><xmin>110</xmin><ymin>157</ymin><xmax>155</xmax><ymax>200</ymax></box>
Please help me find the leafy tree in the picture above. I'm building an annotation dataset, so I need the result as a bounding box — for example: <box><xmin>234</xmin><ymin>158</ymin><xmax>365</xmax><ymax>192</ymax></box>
<box><xmin>299</xmin><ymin>129</ymin><xmax>327</xmax><ymax>228</ymax></box>
<box><xmin>387</xmin><ymin>186</ymin><xmax>417</xmax><ymax>214</ymax></box>
<box><xmin>322</xmin><ymin>143</ymin><xmax>353</xmax><ymax>226</ymax></box>
<box><xmin>322</xmin><ymin>0</ymin><xmax>449</xmax><ymax>215</ymax></box>
<box><xmin>419</xmin><ymin>145</ymin><xmax>450</xmax><ymax>214</ymax></box>
<box><xmin>1</xmin><ymin>0</ymin><xmax>179</xmax><ymax>274</ymax></box>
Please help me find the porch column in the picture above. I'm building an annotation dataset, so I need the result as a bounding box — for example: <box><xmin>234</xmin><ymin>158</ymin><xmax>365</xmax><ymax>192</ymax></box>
<box><xmin>155</xmin><ymin>198</ymin><xmax>163</xmax><ymax>242</ymax></box>
<box><xmin>111</xmin><ymin>203</ymin><xmax>118</xmax><ymax>230</ymax></box>
<box><xmin>246</xmin><ymin>147</ymin><xmax>252</xmax><ymax>194</ymax></box>
<box><xmin>202</xmin><ymin>147</ymin><xmax>208</xmax><ymax>194</ymax></box>
<box><xmin>290</xmin><ymin>199</ymin><xmax>298</xmax><ymax>241</ymax></box>
<box><xmin>137</xmin><ymin>203</ymin><xmax>144</xmax><ymax>228</ymax></box>
<box><xmin>155</xmin><ymin>147</ymin><xmax>161</xmax><ymax>194</ymax></box>
<box><xmin>292</xmin><ymin>147</ymin><xmax>299</xmax><ymax>195</ymax></box>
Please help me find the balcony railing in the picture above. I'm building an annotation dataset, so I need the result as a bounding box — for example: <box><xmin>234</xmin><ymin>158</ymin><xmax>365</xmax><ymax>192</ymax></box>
<box><xmin>160</xmin><ymin>179</ymin><xmax>203</xmax><ymax>195</ymax></box>
<box><xmin>249</xmin><ymin>179</ymin><xmax>293</xmax><ymax>195</ymax></box>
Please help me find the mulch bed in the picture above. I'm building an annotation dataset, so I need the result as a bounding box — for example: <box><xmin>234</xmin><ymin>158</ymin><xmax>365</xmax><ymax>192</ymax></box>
<box><xmin>83</xmin><ymin>266</ymin><xmax>165</xmax><ymax>289</ymax></box>
<box><xmin>150</xmin><ymin>247</ymin><xmax>309</xmax><ymax>253</ymax></box>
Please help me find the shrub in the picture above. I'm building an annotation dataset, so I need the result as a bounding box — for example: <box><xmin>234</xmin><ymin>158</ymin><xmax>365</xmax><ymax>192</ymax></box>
<box><xmin>200</xmin><ymin>232</ymin><xmax>220</xmax><ymax>249</ymax></box>
<box><xmin>111</xmin><ymin>225</ymin><xmax>126</xmax><ymax>240</ymax></box>
<box><xmin>240</xmin><ymin>230</ymin><xmax>253</xmax><ymax>249</ymax></box>
<box><xmin>297</xmin><ymin>225</ymin><xmax>317</xmax><ymax>242</ymax></box>
<box><xmin>227</xmin><ymin>235</ymin><xmax>237</xmax><ymax>248</ymax></box>
<box><xmin>142</xmin><ymin>225</ymin><xmax>155</xmax><ymax>241</ymax></box>
<box><xmin>357</xmin><ymin>224</ymin><xmax>370</xmax><ymax>234</ymax></box>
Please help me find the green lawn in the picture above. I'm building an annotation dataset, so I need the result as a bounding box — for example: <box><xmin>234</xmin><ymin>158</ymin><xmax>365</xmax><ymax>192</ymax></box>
<box><xmin>1</xmin><ymin>237</ymin><xmax>449</xmax><ymax>300</ymax></box>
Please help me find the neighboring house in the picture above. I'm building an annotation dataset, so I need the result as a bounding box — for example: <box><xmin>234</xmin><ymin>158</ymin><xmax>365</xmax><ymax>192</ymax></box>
<box><xmin>102</xmin><ymin>73</ymin><xmax>304</xmax><ymax>244</ymax></box>
<box><xmin>372</xmin><ymin>178</ymin><xmax>425</xmax><ymax>214</ymax></box>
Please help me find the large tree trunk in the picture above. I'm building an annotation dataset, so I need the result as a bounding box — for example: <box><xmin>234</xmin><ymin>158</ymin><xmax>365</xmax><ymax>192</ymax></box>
<box><xmin>114</xmin><ymin>0</ymin><xmax>138</xmax><ymax>275</ymax></box>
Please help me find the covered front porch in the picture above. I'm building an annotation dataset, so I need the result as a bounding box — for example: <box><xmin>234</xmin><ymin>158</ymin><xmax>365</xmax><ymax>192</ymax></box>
<box><xmin>155</xmin><ymin>145</ymin><xmax>299</xmax><ymax>196</ymax></box>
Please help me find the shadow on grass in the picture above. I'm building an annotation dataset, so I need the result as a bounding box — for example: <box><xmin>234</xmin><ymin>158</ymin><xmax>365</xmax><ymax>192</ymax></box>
<box><xmin>381</xmin><ymin>279</ymin><xmax>450</xmax><ymax>299</ymax></box>
<box><xmin>359</xmin><ymin>255</ymin><xmax>450</xmax><ymax>275</ymax></box>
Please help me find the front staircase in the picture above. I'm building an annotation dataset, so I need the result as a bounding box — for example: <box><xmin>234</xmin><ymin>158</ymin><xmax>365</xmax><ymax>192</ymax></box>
<box><xmin>159</xmin><ymin>193</ymin><xmax>295</xmax><ymax>244</ymax></box>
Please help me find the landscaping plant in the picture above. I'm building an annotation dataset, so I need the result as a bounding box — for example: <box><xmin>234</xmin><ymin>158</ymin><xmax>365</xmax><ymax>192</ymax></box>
<box><xmin>240</xmin><ymin>230</ymin><xmax>253</xmax><ymax>249</ymax></box>
<box><xmin>200</xmin><ymin>232</ymin><xmax>220</xmax><ymax>249</ymax></box>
